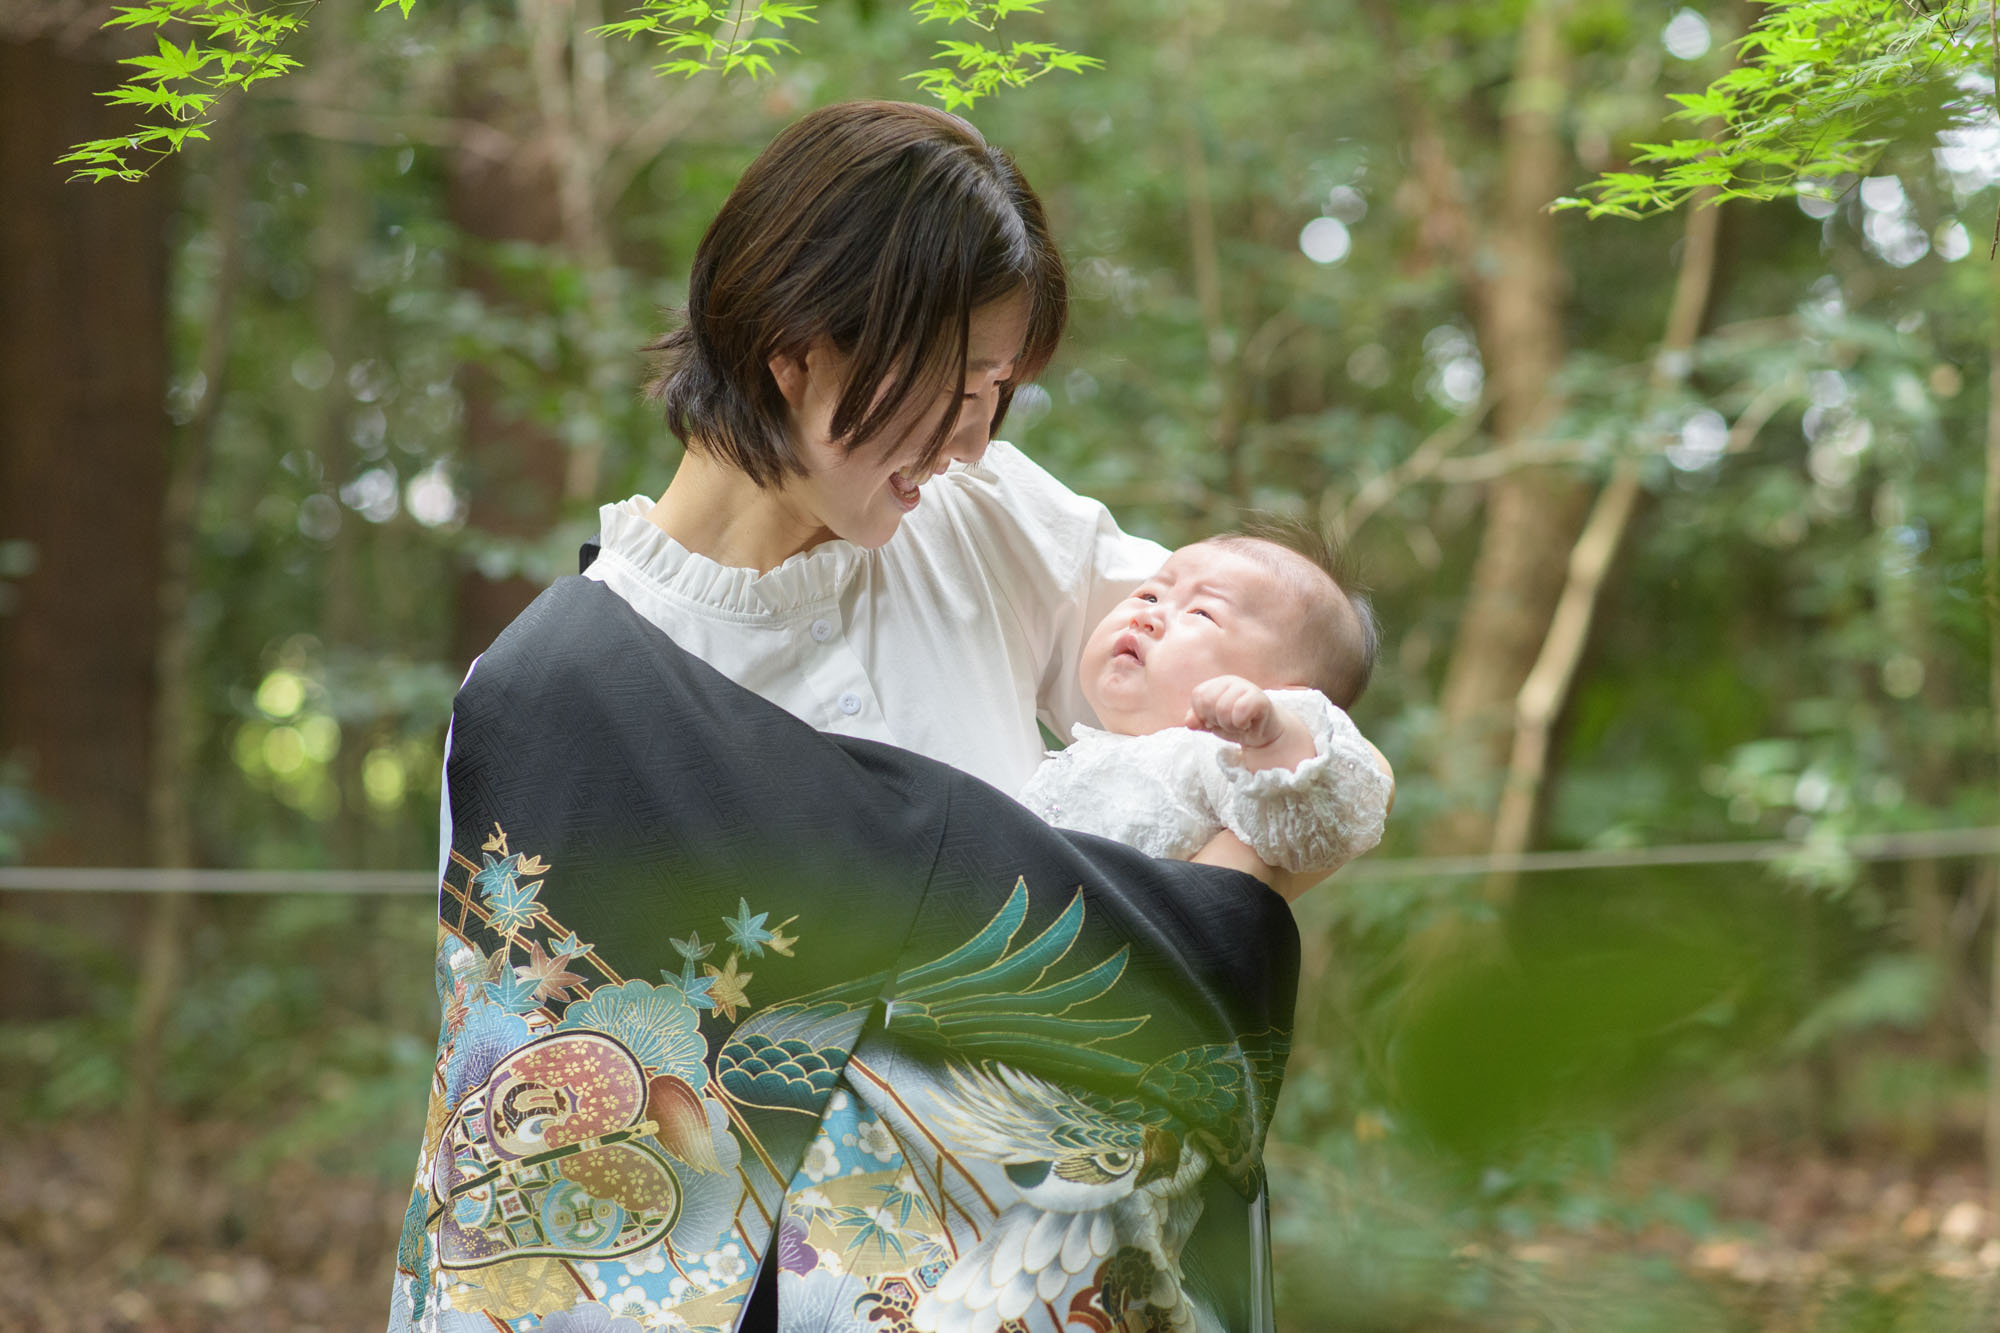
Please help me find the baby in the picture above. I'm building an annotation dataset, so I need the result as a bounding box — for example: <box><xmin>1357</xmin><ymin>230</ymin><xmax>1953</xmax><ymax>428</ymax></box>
<box><xmin>1020</xmin><ymin>528</ymin><xmax>1391</xmax><ymax>880</ymax></box>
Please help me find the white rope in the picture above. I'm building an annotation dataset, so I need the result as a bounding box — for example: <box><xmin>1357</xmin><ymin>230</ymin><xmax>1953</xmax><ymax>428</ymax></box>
<box><xmin>1337</xmin><ymin>826</ymin><xmax>2000</xmax><ymax>882</ymax></box>
<box><xmin>1</xmin><ymin>827</ymin><xmax>1996</xmax><ymax>894</ymax></box>
<box><xmin>0</xmin><ymin>867</ymin><xmax>433</xmax><ymax>894</ymax></box>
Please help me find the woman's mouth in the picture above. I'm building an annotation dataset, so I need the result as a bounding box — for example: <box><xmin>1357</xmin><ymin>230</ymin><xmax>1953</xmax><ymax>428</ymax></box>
<box><xmin>888</xmin><ymin>469</ymin><xmax>922</xmax><ymax>510</ymax></box>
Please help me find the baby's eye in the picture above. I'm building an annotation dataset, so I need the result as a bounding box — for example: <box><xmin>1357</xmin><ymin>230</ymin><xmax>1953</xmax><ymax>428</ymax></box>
<box><xmin>1136</xmin><ymin>591</ymin><xmax>1158</xmax><ymax>603</ymax></box>
<box><xmin>1190</xmin><ymin>608</ymin><xmax>1216</xmax><ymax>621</ymax></box>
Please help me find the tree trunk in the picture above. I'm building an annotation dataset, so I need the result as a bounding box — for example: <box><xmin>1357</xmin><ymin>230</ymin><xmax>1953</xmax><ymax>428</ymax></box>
<box><xmin>1487</xmin><ymin>193</ymin><xmax>1725</xmax><ymax>871</ymax></box>
<box><xmin>0</xmin><ymin>32</ymin><xmax>171</xmax><ymax>1013</ymax></box>
<box><xmin>445</xmin><ymin>71</ymin><xmax>572</xmax><ymax>671</ymax></box>
<box><xmin>1429</xmin><ymin>0</ymin><xmax>1587</xmax><ymax>856</ymax></box>
<box><xmin>1983</xmin><ymin>246</ymin><xmax>2000</xmax><ymax>1221</ymax></box>
<box><xmin>122</xmin><ymin>104</ymin><xmax>251</xmax><ymax>1244</ymax></box>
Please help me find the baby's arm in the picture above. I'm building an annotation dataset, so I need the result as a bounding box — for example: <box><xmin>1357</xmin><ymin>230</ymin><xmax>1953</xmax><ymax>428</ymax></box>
<box><xmin>1191</xmin><ymin>682</ymin><xmax>1393</xmax><ymax>877</ymax></box>
<box><xmin>1190</xmin><ymin>828</ymin><xmax>1284</xmax><ymax>892</ymax></box>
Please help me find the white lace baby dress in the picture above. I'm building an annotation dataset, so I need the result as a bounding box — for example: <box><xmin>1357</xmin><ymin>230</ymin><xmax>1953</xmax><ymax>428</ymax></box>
<box><xmin>1018</xmin><ymin>688</ymin><xmax>1391</xmax><ymax>874</ymax></box>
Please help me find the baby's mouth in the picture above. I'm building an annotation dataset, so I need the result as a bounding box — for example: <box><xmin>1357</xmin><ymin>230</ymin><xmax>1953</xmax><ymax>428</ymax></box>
<box><xmin>1112</xmin><ymin>631</ymin><xmax>1143</xmax><ymax>663</ymax></box>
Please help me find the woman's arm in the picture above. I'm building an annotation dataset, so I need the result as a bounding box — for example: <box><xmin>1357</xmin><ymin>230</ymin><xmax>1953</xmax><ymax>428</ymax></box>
<box><xmin>945</xmin><ymin>441</ymin><xmax>1168</xmax><ymax>739</ymax></box>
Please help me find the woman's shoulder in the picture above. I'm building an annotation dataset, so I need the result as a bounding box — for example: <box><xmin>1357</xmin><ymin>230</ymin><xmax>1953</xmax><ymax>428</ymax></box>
<box><xmin>930</xmin><ymin>439</ymin><xmax>1082</xmax><ymax>519</ymax></box>
<box><xmin>907</xmin><ymin>441</ymin><xmax>1109</xmax><ymax>575</ymax></box>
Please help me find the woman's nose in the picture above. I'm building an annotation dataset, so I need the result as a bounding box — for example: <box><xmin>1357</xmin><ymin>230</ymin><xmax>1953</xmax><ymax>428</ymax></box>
<box><xmin>940</xmin><ymin>427</ymin><xmax>989</xmax><ymax>470</ymax></box>
<box><xmin>939</xmin><ymin>385</ymin><xmax>1001</xmax><ymax>469</ymax></box>
<box><xmin>940</xmin><ymin>396</ymin><xmax>996</xmax><ymax>464</ymax></box>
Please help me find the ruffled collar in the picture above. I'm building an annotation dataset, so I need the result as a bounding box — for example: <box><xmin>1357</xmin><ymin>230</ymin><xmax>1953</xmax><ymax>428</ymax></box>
<box><xmin>595</xmin><ymin>496</ymin><xmax>864</xmax><ymax>616</ymax></box>
<box><xmin>1054</xmin><ymin>722</ymin><xmax>1146</xmax><ymax>750</ymax></box>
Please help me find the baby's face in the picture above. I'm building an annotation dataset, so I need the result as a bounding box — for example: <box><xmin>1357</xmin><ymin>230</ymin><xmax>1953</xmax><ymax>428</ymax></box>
<box><xmin>1080</xmin><ymin>542</ymin><xmax>1306</xmax><ymax>736</ymax></box>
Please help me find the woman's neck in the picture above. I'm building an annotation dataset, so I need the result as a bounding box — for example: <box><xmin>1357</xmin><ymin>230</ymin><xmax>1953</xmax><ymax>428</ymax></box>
<box><xmin>646</xmin><ymin>448</ymin><xmax>831</xmax><ymax>574</ymax></box>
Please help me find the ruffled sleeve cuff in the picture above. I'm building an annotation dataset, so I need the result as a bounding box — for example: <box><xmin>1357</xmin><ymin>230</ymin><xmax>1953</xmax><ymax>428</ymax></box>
<box><xmin>1209</xmin><ymin>690</ymin><xmax>1391</xmax><ymax>874</ymax></box>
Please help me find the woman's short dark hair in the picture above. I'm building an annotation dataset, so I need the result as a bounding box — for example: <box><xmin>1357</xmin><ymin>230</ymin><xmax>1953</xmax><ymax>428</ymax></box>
<box><xmin>647</xmin><ymin>100</ymin><xmax>1068</xmax><ymax>486</ymax></box>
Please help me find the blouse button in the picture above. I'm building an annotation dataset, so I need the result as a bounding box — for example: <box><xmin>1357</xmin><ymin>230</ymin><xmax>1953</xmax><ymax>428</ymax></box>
<box><xmin>810</xmin><ymin>618</ymin><xmax>834</xmax><ymax>643</ymax></box>
<box><xmin>837</xmin><ymin>692</ymin><xmax>862</xmax><ymax>716</ymax></box>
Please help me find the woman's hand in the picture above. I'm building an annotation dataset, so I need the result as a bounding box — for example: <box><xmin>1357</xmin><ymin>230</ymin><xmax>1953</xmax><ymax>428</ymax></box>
<box><xmin>1186</xmin><ymin>675</ymin><xmax>1316</xmax><ymax>773</ymax></box>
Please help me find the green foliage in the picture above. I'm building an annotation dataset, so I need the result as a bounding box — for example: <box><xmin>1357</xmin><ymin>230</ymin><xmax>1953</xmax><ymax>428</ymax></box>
<box><xmin>1557</xmin><ymin>0</ymin><xmax>1982</xmax><ymax>216</ymax></box>
<box><xmin>73</xmin><ymin>0</ymin><xmax>1101</xmax><ymax>176</ymax></box>
<box><xmin>18</xmin><ymin>0</ymin><xmax>2000</xmax><ymax>1321</ymax></box>
<box><xmin>906</xmin><ymin>2</ymin><xmax>1102</xmax><ymax>109</ymax></box>
<box><xmin>1785</xmin><ymin>952</ymin><xmax>1941</xmax><ymax>1055</ymax></box>
<box><xmin>0</xmin><ymin>894</ymin><xmax>436</xmax><ymax>1181</ymax></box>
<box><xmin>60</xmin><ymin>0</ymin><xmax>313</xmax><ymax>181</ymax></box>
<box><xmin>593</xmin><ymin>0</ymin><xmax>818</xmax><ymax>80</ymax></box>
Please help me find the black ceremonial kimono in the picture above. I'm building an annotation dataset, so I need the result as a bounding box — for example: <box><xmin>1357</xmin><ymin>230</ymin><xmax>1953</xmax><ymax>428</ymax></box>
<box><xmin>386</xmin><ymin>577</ymin><xmax>1299</xmax><ymax>1333</ymax></box>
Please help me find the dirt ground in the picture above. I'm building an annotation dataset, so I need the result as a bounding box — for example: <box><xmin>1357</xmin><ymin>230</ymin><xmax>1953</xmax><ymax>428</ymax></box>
<box><xmin>0</xmin><ymin>1121</ymin><xmax>406</xmax><ymax>1333</ymax></box>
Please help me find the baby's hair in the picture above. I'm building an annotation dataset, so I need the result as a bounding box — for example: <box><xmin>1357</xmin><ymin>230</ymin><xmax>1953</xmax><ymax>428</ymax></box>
<box><xmin>1204</xmin><ymin>518</ymin><xmax>1379</xmax><ymax>709</ymax></box>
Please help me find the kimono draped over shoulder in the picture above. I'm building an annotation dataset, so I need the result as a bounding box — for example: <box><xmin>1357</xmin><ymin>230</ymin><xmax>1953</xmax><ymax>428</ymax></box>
<box><xmin>387</xmin><ymin>577</ymin><xmax>1300</xmax><ymax>1333</ymax></box>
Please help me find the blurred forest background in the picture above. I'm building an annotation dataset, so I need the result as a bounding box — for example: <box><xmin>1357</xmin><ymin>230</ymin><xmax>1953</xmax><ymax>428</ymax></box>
<box><xmin>4</xmin><ymin>0</ymin><xmax>2000</xmax><ymax>1328</ymax></box>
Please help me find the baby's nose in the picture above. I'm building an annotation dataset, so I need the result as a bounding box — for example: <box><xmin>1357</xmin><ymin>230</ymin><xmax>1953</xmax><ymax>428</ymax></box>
<box><xmin>1130</xmin><ymin>605</ymin><xmax>1162</xmax><ymax>632</ymax></box>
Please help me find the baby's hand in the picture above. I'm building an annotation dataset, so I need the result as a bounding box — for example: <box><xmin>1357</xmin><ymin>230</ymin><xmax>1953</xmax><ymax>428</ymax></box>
<box><xmin>1187</xmin><ymin>675</ymin><xmax>1283</xmax><ymax>747</ymax></box>
<box><xmin>1187</xmin><ymin>676</ymin><xmax>1315</xmax><ymax>771</ymax></box>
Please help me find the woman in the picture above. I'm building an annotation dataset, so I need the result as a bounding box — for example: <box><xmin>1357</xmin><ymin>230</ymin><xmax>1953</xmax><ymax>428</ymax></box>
<box><xmin>390</xmin><ymin>102</ymin><xmax>1327</xmax><ymax>1333</ymax></box>
<box><xmin>589</xmin><ymin>98</ymin><xmax>1166</xmax><ymax>799</ymax></box>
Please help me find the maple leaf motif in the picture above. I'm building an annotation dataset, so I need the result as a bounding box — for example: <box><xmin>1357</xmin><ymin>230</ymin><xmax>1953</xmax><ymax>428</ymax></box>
<box><xmin>471</xmin><ymin>852</ymin><xmax>519</xmax><ymax>898</ymax></box>
<box><xmin>672</xmin><ymin>930</ymin><xmax>715</xmax><ymax>964</ymax></box>
<box><xmin>549</xmin><ymin>930</ymin><xmax>590</xmax><ymax>960</ymax></box>
<box><xmin>516</xmin><ymin>854</ymin><xmax>551</xmax><ymax>876</ymax></box>
<box><xmin>703</xmin><ymin>952</ymin><xmax>753</xmax><ymax>1022</ymax></box>
<box><xmin>514</xmin><ymin>939</ymin><xmax>588</xmax><ymax>1002</ymax></box>
<box><xmin>482</xmin><ymin>824</ymin><xmax>509</xmax><ymax>855</ymax></box>
<box><xmin>484</xmin><ymin>971</ymin><xmax>540</xmax><ymax>1014</ymax></box>
<box><xmin>483</xmin><ymin>874</ymin><xmax>542</xmax><ymax>938</ymax></box>
<box><xmin>723</xmin><ymin>898</ymin><xmax>774</xmax><ymax>957</ymax></box>
<box><xmin>471</xmin><ymin>946</ymin><xmax>511</xmax><ymax>995</ymax></box>
<box><xmin>660</xmin><ymin>966</ymin><xmax>717</xmax><ymax>1011</ymax></box>
<box><xmin>765</xmin><ymin>917</ymin><xmax>799</xmax><ymax>958</ymax></box>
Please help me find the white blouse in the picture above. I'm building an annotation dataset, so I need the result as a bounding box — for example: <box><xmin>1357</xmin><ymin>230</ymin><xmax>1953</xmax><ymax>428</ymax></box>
<box><xmin>582</xmin><ymin>441</ymin><xmax>1170</xmax><ymax>797</ymax></box>
<box><xmin>1018</xmin><ymin>688</ymin><xmax>1393</xmax><ymax>874</ymax></box>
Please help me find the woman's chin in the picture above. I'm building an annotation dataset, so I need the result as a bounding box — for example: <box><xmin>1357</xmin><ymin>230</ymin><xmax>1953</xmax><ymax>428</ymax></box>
<box><xmin>835</xmin><ymin>511</ymin><xmax>904</xmax><ymax>551</ymax></box>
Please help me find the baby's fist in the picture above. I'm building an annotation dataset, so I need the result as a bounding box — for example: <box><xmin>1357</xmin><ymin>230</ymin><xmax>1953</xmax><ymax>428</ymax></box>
<box><xmin>1187</xmin><ymin>675</ymin><xmax>1283</xmax><ymax>749</ymax></box>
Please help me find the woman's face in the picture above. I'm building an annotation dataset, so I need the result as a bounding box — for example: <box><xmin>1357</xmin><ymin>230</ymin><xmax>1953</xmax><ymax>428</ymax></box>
<box><xmin>780</xmin><ymin>293</ymin><xmax>1030</xmax><ymax>550</ymax></box>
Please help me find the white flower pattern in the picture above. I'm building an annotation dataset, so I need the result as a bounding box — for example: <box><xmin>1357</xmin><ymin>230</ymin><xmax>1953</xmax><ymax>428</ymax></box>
<box><xmin>800</xmin><ymin>1134</ymin><xmax>841</xmax><ymax>1183</ymax></box>
<box><xmin>853</xmin><ymin>1117</ymin><xmax>899</xmax><ymax>1162</ymax></box>
<box><xmin>704</xmin><ymin>1243</ymin><xmax>748</xmax><ymax>1286</ymax></box>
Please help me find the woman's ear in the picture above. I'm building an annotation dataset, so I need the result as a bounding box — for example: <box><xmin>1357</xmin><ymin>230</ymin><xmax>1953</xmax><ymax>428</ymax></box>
<box><xmin>768</xmin><ymin>347</ymin><xmax>811</xmax><ymax>409</ymax></box>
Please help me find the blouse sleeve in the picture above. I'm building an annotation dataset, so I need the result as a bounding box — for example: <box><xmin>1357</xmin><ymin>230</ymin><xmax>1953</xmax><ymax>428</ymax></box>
<box><xmin>946</xmin><ymin>441</ymin><xmax>1170</xmax><ymax>741</ymax></box>
<box><xmin>1197</xmin><ymin>689</ymin><xmax>1393</xmax><ymax>875</ymax></box>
